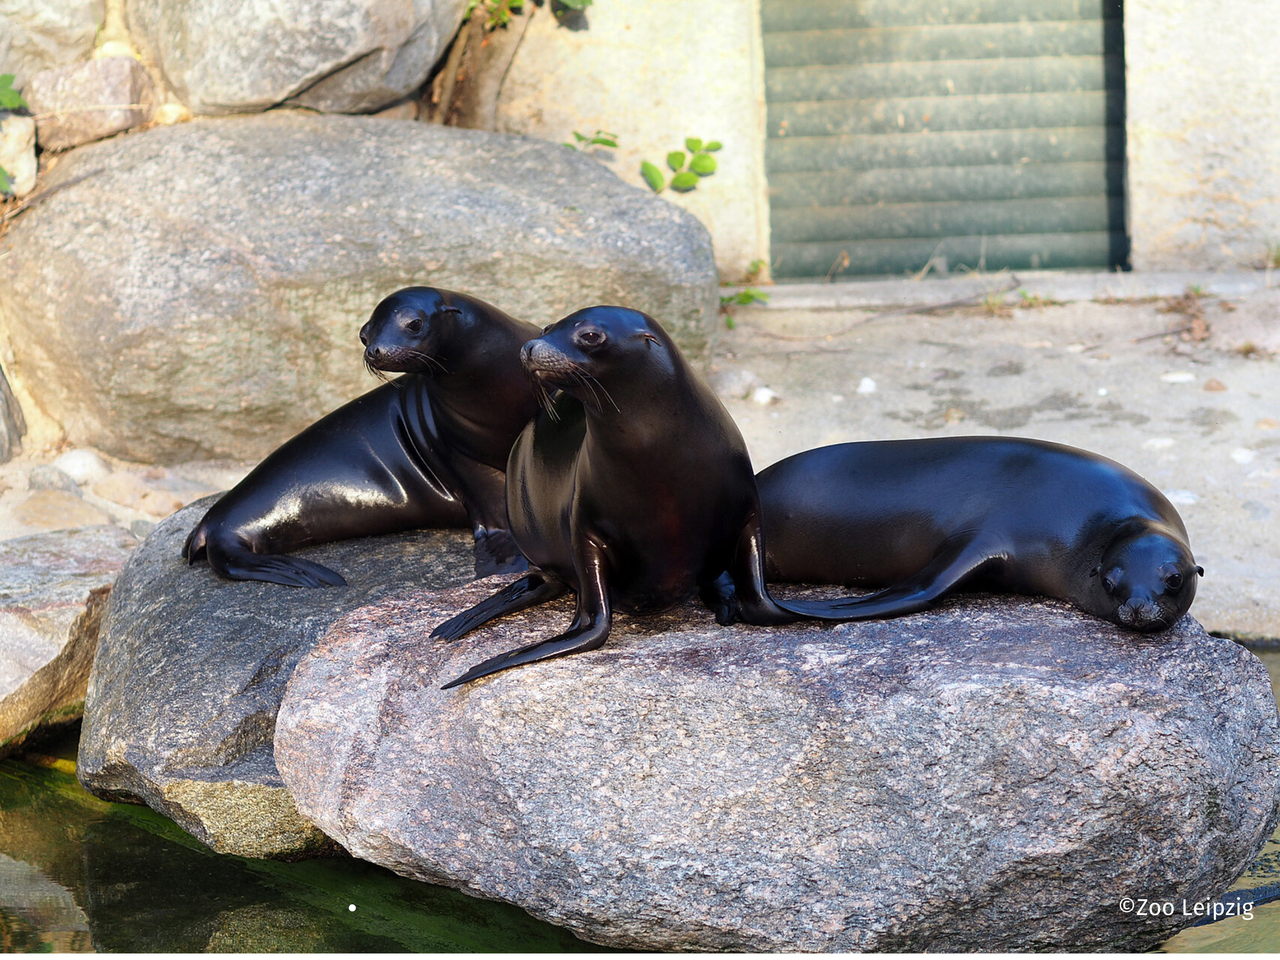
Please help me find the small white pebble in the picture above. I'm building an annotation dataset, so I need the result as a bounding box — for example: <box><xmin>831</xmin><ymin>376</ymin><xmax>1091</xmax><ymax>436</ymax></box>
<box><xmin>349</xmin><ymin>904</ymin><xmax>357</xmax><ymax>912</ymax></box>
<box><xmin>750</xmin><ymin>386</ymin><xmax>779</xmax><ymax>405</ymax></box>
<box><xmin>1231</xmin><ymin>448</ymin><xmax>1257</xmax><ymax>465</ymax></box>
<box><xmin>1097</xmin><ymin>387</ymin><xmax>1108</xmax><ymax>396</ymax></box>
<box><xmin>829</xmin><ymin>394</ymin><xmax>845</xmax><ymax>403</ymax></box>
<box><xmin>855</xmin><ymin>377</ymin><xmax>876</xmax><ymax>395</ymax></box>
<box><xmin>1143</xmin><ymin>437</ymin><xmax>1175</xmax><ymax>450</ymax></box>
<box><xmin>1065</xmin><ymin>343</ymin><xmax>1087</xmax><ymax>353</ymax></box>
<box><xmin>1160</xmin><ymin>371</ymin><xmax>1196</xmax><ymax>383</ymax></box>
<box><xmin>1163</xmin><ymin>489</ymin><xmax>1199</xmax><ymax>505</ymax></box>
<box><xmin>51</xmin><ymin>449</ymin><xmax>111</xmax><ymax>484</ymax></box>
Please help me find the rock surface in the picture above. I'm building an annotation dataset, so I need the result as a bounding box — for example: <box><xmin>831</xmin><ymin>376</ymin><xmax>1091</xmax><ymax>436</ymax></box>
<box><xmin>0</xmin><ymin>0</ymin><xmax>103</xmax><ymax>92</ymax></box>
<box><xmin>0</xmin><ymin>111</ymin><xmax>719</xmax><ymax>462</ymax></box>
<box><xmin>127</xmin><ymin>0</ymin><xmax>468</xmax><ymax>115</ymax></box>
<box><xmin>0</xmin><ymin>362</ymin><xmax>25</xmax><ymax>460</ymax></box>
<box><xmin>26</xmin><ymin>56</ymin><xmax>155</xmax><ymax>151</ymax></box>
<box><xmin>0</xmin><ymin>525</ymin><xmax>136</xmax><ymax>757</ymax></box>
<box><xmin>276</xmin><ymin>581</ymin><xmax>1280</xmax><ymax>952</ymax></box>
<box><xmin>0</xmin><ymin>113</ymin><xmax>36</xmax><ymax>196</ymax></box>
<box><xmin>77</xmin><ymin>497</ymin><xmax>480</xmax><ymax>859</ymax></box>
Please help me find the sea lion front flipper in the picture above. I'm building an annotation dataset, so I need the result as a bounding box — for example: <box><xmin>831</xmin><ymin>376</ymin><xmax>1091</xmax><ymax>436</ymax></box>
<box><xmin>430</xmin><ymin>573</ymin><xmax>568</xmax><ymax>642</ymax></box>
<box><xmin>204</xmin><ymin>540</ymin><xmax>348</xmax><ymax>588</ymax></box>
<box><xmin>721</xmin><ymin>507</ymin><xmax>802</xmax><ymax>626</ymax></box>
<box><xmin>440</xmin><ymin>620</ymin><xmax>611</xmax><ymax>689</ymax></box>
<box><xmin>776</xmin><ymin>536</ymin><xmax>1007</xmax><ymax>621</ymax></box>
<box><xmin>442</xmin><ymin>538</ymin><xmax>612</xmax><ymax>688</ymax></box>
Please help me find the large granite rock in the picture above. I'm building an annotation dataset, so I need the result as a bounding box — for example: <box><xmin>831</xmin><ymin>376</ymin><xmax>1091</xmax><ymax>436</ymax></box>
<box><xmin>0</xmin><ymin>526</ymin><xmax>137</xmax><ymax>758</ymax></box>
<box><xmin>0</xmin><ymin>112</ymin><xmax>719</xmax><ymax>462</ymax></box>
<box><xmin>0</xmin><ymin>0</ymin><xmax>103</xmax><ymax>92</ymax></box>
<box><xmin>77</xmin><ymin>497</ymin><xmax>479</xmax><ymax>859</ymax></box>
<box><xmin>26</xmin><ymin>55</ymin><xmax>156</xmax><ymax>151</ymax></box>
<box><xmin>127</xmin><ymin>0</ymin><xmax>468</xmax><ymax>114</ymax></box>
<box><xmin>276</xmin><ymin>581</ymin><xmax>1280</xmax><ymax>952</ymax></box>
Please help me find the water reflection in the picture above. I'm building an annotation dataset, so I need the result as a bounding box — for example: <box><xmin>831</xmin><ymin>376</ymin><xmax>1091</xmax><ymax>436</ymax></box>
<box><xmin>0</xmin><ymin>727</ymin><xmax>596</xmax><ymax>953</ymax></box>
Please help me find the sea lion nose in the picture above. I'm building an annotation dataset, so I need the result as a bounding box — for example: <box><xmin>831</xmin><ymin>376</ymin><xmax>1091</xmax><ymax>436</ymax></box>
<box><xmin>522</xmin><ymin>339</ymin><xmax>558</xmax><ymax>371</ymax></box>
<box><xmin>366</xmin><ymin>345</ymin><xmax>384</xmax><ymax>362</ymax></box>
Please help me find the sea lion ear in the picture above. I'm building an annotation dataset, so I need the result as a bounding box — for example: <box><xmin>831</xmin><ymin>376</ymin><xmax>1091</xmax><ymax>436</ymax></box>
<box><xmin>1196</xmin><ymin>566</ymin><xmax>1204</xmax><ymax>577</ymax></box>
<box><xmin>1089</xmin><ymin>565</ymin><xmax>1101</xmax><ymax>578</ymax></box>
<box><xmin>641</xmin><ymin>332</ymin><xmax>659</xmax><ymax>346</ymax></box>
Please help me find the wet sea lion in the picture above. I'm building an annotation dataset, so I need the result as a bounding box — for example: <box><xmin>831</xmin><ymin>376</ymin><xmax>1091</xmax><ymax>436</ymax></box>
<box><xmin>430</xmin><ymin>305</ymin><xmax>857</xmax><ymax>688</ymax></box>
<box><xmin>183</xmin><ymin>287</ymin><xmax>541</xmax><ymax>587</ymax></box>
<box><xmin>755</xmin><ymin>437</ymin><xmax>1202</xmax><ymax>631</ymax></box>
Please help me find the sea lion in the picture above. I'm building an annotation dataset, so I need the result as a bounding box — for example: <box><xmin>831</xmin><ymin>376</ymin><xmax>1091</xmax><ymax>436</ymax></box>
<box><xmin>430</xmin><ymin>305</ymin><xmax>857</xmax><ymax>688</ymax></box>
<box><xmin>754</xmin><ymin>437</ymin><xmax>1202</xmax><ymax>632</ymax></box>
<box><xmin>183</xmin><ymin>287</ymin><xmax>541</xmax><ymax>587</ymax></box>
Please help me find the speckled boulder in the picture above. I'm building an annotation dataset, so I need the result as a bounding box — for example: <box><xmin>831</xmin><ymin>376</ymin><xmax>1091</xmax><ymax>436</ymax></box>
<box><xmin>77</xmin><ymin>497</ymin><xmax>479</xmax><ymax>860</ymax></box>
<box><xmin>1</xmin><ymin>526</ymin><xmax>137</xmax><ymax>758</ymax></box>
<box><xmin>276</xmin><ymin>582</ymin><xmax>1280</xmax><ymax>952</ymax></box>
<box><xmin>128</xmin><ymin>0</ymin><xmax>468</xmax><ymax>114</ymax></box>
<box><xmin>0</xmin><ymin>111</ymin><xmax>719</xmax><ymax>462</ymax></box>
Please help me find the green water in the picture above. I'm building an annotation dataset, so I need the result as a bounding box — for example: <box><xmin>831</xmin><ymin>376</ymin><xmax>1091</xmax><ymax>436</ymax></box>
<box><xmin>0</xmin><ymin>726</ymin><xmax>597</xmax><ymax>953</ymax></box>
<box><xmin>6</xmin><ymin>650</ymin><xmax>1280</xmax><ymax>951</ymax></box>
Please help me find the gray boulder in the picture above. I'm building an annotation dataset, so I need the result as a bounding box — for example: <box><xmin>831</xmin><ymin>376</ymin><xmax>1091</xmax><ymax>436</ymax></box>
<box><xmin>275</xmin><ymin>581</ymin><xmax>1280</xmax><ymax>952</ymax></box>
<box><xmin>0</xmin><ymin>525</ymin><xmax>137</xmax><ymax>758</ymax></box>
<box><xmin>128</xmin><ymin>0</ymin><xmax>468</xmax><ymax>114</ymax></box>
<box><xmin>0</xmin><ymin>361</ymin><xmax>24</xmax><ymax>460</ymax></box>
<box><xmin>77</xmin><ymin>497</ymin><xmax>479</xmax><ymax>859</ymax></box>
<box><xmin>0</xmin><ymin>0</ymin><xmax>103</xmax><ymax>92</ymax></box>
<box><xmin>0</xmin><ymin>112</ymin><xmax>719</xmax><ymax>462</ymax></box>
<box><xmin>26</xmin><ymin>55</ymin><xmax>156</xmax><ymax>151</ymax></box>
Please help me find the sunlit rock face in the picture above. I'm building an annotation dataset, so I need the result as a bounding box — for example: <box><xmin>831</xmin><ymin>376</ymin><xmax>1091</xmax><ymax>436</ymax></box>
<box><xmin>277</xmin><ymin>581</ymin><xmax>1280</xmax><ymax>952</ymax></box>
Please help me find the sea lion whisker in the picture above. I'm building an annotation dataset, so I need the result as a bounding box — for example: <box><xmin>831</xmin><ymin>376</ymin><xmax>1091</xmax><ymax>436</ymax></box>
<box><xmin>363</xmin><ymin>358</ymin><xmax>391</xmax><ymax>382</ymax></box>
<box><xmin>405</xmin><ymin>349</ymin><xmax>447</xmax><ymax>375</ymax></box>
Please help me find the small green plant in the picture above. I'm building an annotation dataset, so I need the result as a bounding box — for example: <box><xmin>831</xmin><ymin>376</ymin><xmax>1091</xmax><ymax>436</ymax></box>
<box><xmin>564</xmin><ymin>129</ymin><xmax>618</xmax><ymax>150</ymax></box>
<box><xmin>0</xmin><ymin>74</ymin><xmax>25</xmax><ymax>111</ymax></box>
<box><xmin>1267</xmin><ymin>242</ymin><xmax>1280</xmax><ymax>269</ymax></box>
<box><xmin>744</xmin><ymin>258</ymin><xmax>767</xmax><ymax>284</ymax></box>
<box><xmin>467</xmin><ymin>0</ymin><xmax>523</xmax><ymax>31</ymax></box>
<box><xmin>719</xmin><ymin>287</ymin><xmax>769</xmax><ymax>328</ymax></box>
<box><xmin>642</xmin><ymin>137</ymin><xmax>721</xmax><ymax>194</ymax></box>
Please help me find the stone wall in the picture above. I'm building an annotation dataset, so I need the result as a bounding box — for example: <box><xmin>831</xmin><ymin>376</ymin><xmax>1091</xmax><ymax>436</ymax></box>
<box><xmin>1126</xmin><ymin>0</ymin><xmax>1280</xmax><ymax>271</ymax></box>
<box><xmin>495</xmin><ymin>0</ymin><xmax>769</xmax><ymax>283</ymax></box>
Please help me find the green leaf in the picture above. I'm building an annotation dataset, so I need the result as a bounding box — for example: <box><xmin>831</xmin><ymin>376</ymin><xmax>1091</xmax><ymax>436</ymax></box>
<box><xmin>685</xmin><ymin>137</ymin><xmax>702</xmax><ymax>153</ymax></box>
<box><xmin>666</xmin><ymin>150</ymin><xmax>685</xmax><ymax>172</ymax></box>
<box><xmin>690</xmin><ymin>153</ymin><xmax>717</xmax><ymax>176</ymax></box>
<box><xmin>704</xmin><ymin>140</ymin><xmax>723</xmax><ymax>152</ymax></box>
<box><xmin>640</xmin><ymin>160</ymin><xmax>665</xmax><ymax>193</ymax></box>
<box><xmin>573</xmin><ymin>131</ymin><xmax>587</xmax><ymax>142</ymax></box>
<box><xmin>0</xmin><ymin>163</ymin><xmax>12</xmax><ymax>195</ymax></box>
<box><xmin>558</xmin><ymin>0</ymin><xmax>593</xmax><ymax>8</ymax></box>
<box><xmin>670</xmin><ymin>170</ymin><xmax>699</xmax><ymax>192</ymax></box>
<box><xmin>0</xmin><ymin>73</ymin><xmax>27</xmax><ymax>111</ymax></box>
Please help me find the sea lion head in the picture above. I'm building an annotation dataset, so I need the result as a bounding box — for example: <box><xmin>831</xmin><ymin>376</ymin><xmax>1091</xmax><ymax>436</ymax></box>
<box><xmin>1091</xmin><ymin>528</ymin><xmax>1203</xmax><ymax>632</ymax></box>
<box><xmin>520</xmin><ymin>306</ymin><xmax>671</xmax><ymax>410</ymax></box>
<box><xmin>360</xmin><ymin>287</ymin><xmax>467</xmax><ymax>375</ymax></box>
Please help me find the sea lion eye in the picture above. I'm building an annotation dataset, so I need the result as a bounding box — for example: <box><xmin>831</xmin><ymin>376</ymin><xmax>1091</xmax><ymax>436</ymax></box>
<box><xmin>1101</xmin><ymin>576</ymin><xmax>1116</xmax><ymax>596</ymax></box>
<box><xmin>1164</xmin><ymin>571</ymin><xmax>1183</xmax><ymax>591</ymax></box>
<box><xmin>576</xmin><ymin>327</ymin><xmax>606</xmax><ymax>347</ymax></box>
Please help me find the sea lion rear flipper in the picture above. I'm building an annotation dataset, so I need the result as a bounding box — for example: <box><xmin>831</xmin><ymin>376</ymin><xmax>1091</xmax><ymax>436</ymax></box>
<box><xmin>776</xmin><ymin>536</ymin><xmax>1006</xmax><ymax>621</ymax></box>
<box><xmin>430</xmin><ymin>573</ymin><xmax>568</xmax><ymax>642</ymax></box>
<box><xmin>205</xmin><ymin>541</ymin><xmax>348</xmax><ymax>588</ymax></box>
